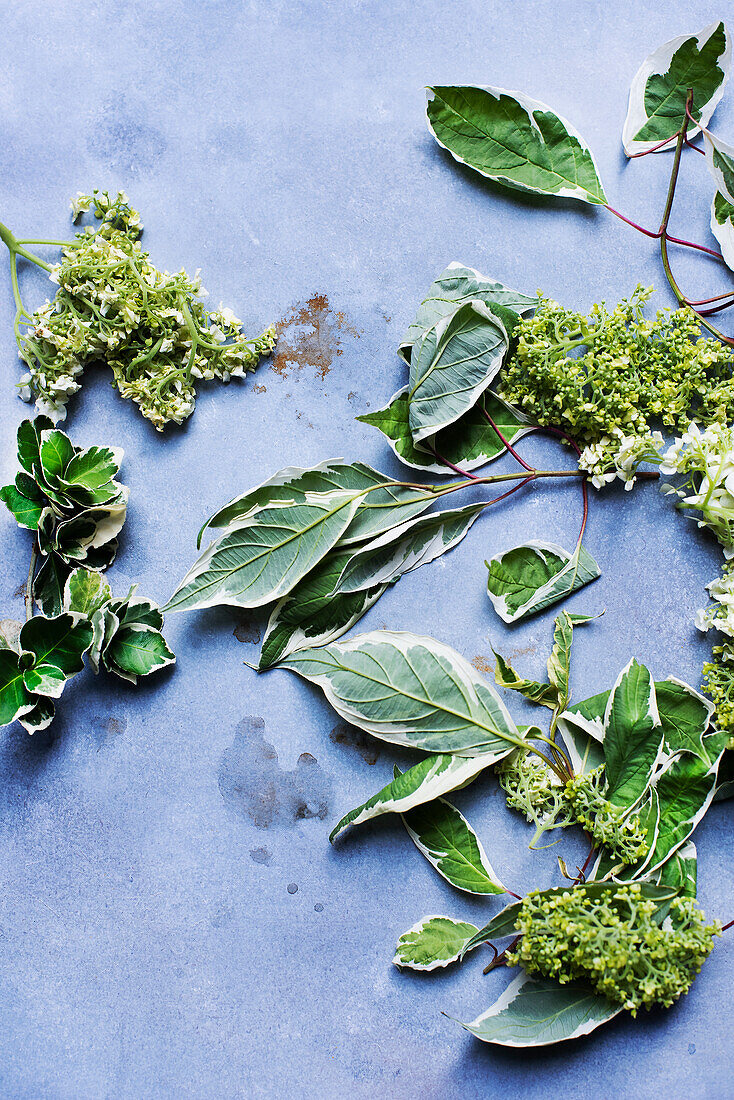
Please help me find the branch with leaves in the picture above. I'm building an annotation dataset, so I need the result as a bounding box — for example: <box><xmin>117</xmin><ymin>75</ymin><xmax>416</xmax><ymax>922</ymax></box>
<box><xmin>0</xmin><ymin>419</ymin><xmax>174</xmax><ymax>733</ymax></box>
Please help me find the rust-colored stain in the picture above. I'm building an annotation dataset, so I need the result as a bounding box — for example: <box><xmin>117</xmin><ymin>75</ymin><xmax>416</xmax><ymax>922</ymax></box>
<box><xmin>253</xmin><ymin>383</ymin><xmax>267</xmax><ymax>394</ymax></box>
<box><xmin>509</xmin><ymin>644</ymin><xmax>537</xmax><ymax>659</ymax></box>
<box><xmin>271</xmin><ymin>294</ymin><xmax>361</xmax><ymax>381</ymax></box>
<box><xmin>233</xmin><ymin>614</ymin><xmax>261</xmax><ymax>644</ymax></box>
<box><xmin>471</xmin><ymin>655</ymin><xmax>495</xmax><ymax>674</ymax></box>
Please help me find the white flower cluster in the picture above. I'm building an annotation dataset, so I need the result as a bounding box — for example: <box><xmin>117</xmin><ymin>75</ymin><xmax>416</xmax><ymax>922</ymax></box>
<box><xmin>578</xmin><ymin>428</ymin><xmax>664</xmax><ymax>490</ymax></box>
<box><xmin>695</xmin><ymin>566</ymin><xmax>734</xmax><ymax>650</ymax></box>
<box><xmin>660</xmin><ymin>421</ymin><xmax>734</xmax><ymax>556</ymax></box>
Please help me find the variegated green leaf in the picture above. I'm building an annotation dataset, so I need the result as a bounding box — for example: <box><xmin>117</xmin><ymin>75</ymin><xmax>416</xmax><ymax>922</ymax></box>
<box><xmin>603</xmin><ymin>660</ymin><xmax>662</xmax><ymax>810</ymax></box>
<box><xmin>282</xmin><ymin>630</ymin><xmax>526</xmax><ymax>757</ymax></box>
<box><xmin>165</xmin><ymin>488</ymin><xmax>363</xmax><ymax>613</ymax></box>
<box><xmin>710</xmin><ymin>189</ymin><xmax>734</xmax><ymax>271</ymax></box>
<box><xmin>63</xmin><ymin>568</ymin><xmax>112</xmax><ymax>616</ymax></box>
<box><xmin>398</xmin><ymin>768</ymin><xmax>505</xmax><ymax>894</ymax></box>
<box><xmin>398</xmin><ymin>262</ymin><xmax>536</xmax><ymax>363</ymax></box>
<box><xmin>393</xmin><ymin>916</ymin><xmax>480</xmax><ymax>971</ymax></box>
<box><xmin>486</xmin><ymin>540</ymin><xmax>601</xmax><ymax>624</ymax></box>
<box><xmin>407</xmin><ymin>301</ymin><xmax>509</xmax><ymax>441</ymax></box>
<box><xmin>357</xmin><ymin>387</ymin><xmax>529</xmax><ymax>474</ymax></box>
<box><xmin>459</xmin><ymin>974</ymin><xmax>621</xmax><ymax>1048</ymax></box>
<box><xmin>427</xmin><ymin>86</ymin><xmax>606</xmax><ymax>204</ymax></box>
<box><xmin>624</xmin><ymin>22</ymin><xmax>731</xmax><ymax>155</ymax></box>
<box><xmin>330</xmin><ymin>752</ymin><xmax>496</xmax><ymax>842</ymax></box>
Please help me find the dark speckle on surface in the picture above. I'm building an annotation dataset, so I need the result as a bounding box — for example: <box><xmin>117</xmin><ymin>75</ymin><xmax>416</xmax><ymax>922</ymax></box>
<box><xmin>314</xmin><ymin>903</ymin><xmax>324</xmax><ymax>913</ymax></box>
<box><xmin>249</xmin><ymin>846</ymin><xmax>273</xmax><ymax>866</ymax></box>
<box><xmin>287</xmin><ymin>882</ymin><xmax>298</xmax><ymax>895</ymax></box>
<box><xmin>329</xmin><ymin>723</ymin><xmax>380</xmax><ymax>765</ymax></box>
<box><xmin>232</xmin><ymin>615</ymin><xmax>261</xmax><ymax>644</ymax></box>
<box><xmin>218</xmin><ymin>717</ymin><xmax>331</xmax><ymax>828</ymax></box>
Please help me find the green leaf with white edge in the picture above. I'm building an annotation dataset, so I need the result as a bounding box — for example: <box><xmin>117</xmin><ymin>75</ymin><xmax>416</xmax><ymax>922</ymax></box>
<box><xmin>407</xmin><ymin>301</ymin><xmax>509</xmax><ymax>441</ymax></box>
<box><xmin>398</xmin><ymin>262</ymin><xmax>536</xmax><ymax>363</ymax></box>
<box><xmin>17</xmin><ymin>693</ymin><xmax>55</xmax><ymax>734</ymax></box>
<box><xmin>624</xmin><ymin>22</ymin><xmax>731</xmax><ymax>155</ymax></box>
<box><xmin>64</xmin><ymin>568</ymin><xmax>112</xmax><ymax>616</ymax></box>
<box><xmin>559</xmin><ymin>717</ymin><xmax>605</xmax><ymax>777</ymax></box>
<box><xmin>546</xmin><ymin>612</ymin><xmax>596</xmax><ymax>712</ymax></box>
<box><xmin>710</xmin><ymin>190</ymin><xmax>734</xmax><ymax>271</ymax></box>
<box><xmin>400</xmin><ymin>783</ymin><xmax>506</xmax><ymax>895</ymax></box>
<box><xmin>196</xmin><ymin>460</ymin><xmax>432</xmax><ymax>550</ymax></box>
<box><xmin>493</xmin><ymin>650</ymin><xmax>558</xmax><ymax>709</ymax></box>
<box><xmin>393</xmin><ymin>916</ymin><xmax>481</xmax><ymax>971</ymax></box>
<box><xmin>654</xmin><ymin>677</ymin><xmax>713</xmax><ymax>761</ymax></box>
<box><xmin>357</xmin><ymin>387</ymin><xmax>530</xmax><ymax>474</ymax></box>
<box><xmin>282</xmin><ymin>630</ymin><xmax>526</xmax><ymax>758</ymax></box>
<box><xmin>165</xmin><ymin>488</ymin><xmax>364</xmax><ymax>613</ymax></box>
<box><xmin>427</xmin><ymin>85</ymin><xmax>607</xmax><ymax>205</ymax></box>
<box><xmin>559</xmin><ymin>689</ymin><xmax>609</xmax><ymax>742</ymax></box>
<box><xmin>330</xmin><ymin>751</ymin><xmax>498</xmax><ymax>842</ymax></box>
<box><xmin>38</xmin><ymin>428</ymin><xmax>75</xmax><ymax>481</ymax></box>
<box><xmin>0</xmin><ymin>475</ymin><xmax>45</xmax><ymax>530</ymax></box>
<box><xmin>104</xmin><ymin>624</ymin><xmax>175</xmax><ymax>683</ymax></box>
<box><xmin>18</xmin><ymin>613</ymin><xmax>94</xmax><ymax>687</ymax></box>
<box><xmin>22</xmin><ymin>662</ymin><xmax>68</xmax><ymax>699</ymax></box>
<box><xmin>487</xmin><ymin>540</ymin><xmax>601</xmax><ymax>624</ymax></box>
<box><xmin>641</xmin><ymin>733</ymin><xmax>727</xmax><ymax>875</ymax></box>
<box><xmin>461</xmin><ymin>901</ymin><xmax>523</xmax><ymax>957</ymax></box>
<box><xmin>335</xmin><ymin>501</ymin><xmax>485</xmax><ymax>594</ymax></box>
<box><xmin>0</xmin><ymin>649</ymin><xmax>35</xmax><ymax>726</ymax></box>
<box><xmin>16</xmin><ymin>416</ymin><xmax>53</xmax><ymax>477</ymax></box>
<box><xmin>658</xmin><ymin>840</ymin><xmax>698</xmax><ymax>899</ymax></box>
<box><xmin>259</xmin><ymin>548</ymin><xmax>388</xmax><ymax>669</ymax></box>
<box><xmin>459</xmin><ymin>974</ymin><xmax>621</xmax><ymax>1048</ymax></box>
<box><xmin>63</xmin><ymin>445</ymin><xmax>122</xmax><ymax>489</ymax></box>
<box><xmin>32</xmin><ymin>552</ymin><xmax>72</xmax><ymax>617</ymax></box>
<box><xmin>603</xmin><ymin>660</ymin><xmax>663</xmax><ymax>810</ymax></box>
<box><xmin>88</xmin><ymin>606</ymin><xmax>119</xmax><ymax>674</ymax></box>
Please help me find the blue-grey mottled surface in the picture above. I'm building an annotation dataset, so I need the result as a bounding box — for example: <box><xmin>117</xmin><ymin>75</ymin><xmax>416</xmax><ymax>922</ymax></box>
<box><xmin>0</xmin><ymin>3</ymin><xmax>732</xmax><ymax>1097</ymax></box>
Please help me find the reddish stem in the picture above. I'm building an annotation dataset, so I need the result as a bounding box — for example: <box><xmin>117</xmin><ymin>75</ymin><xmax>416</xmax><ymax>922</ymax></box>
<box><xmin>722</xmin><ymin>918</ymin><xmax>734</xmax><ymax>932</ymax></box>
<box><xmin>666</xmin><ymin>233</ymin><xmax>723</xmax><ymax>259</ymax></box>
<box><xmin>525</xmin><ymin>424</ymin><xmax>589</xmax><ymax>543</ymax></box>
<box><xmin>482</xmin><ymin>407</ymin><xmax>534</xmax><ymax>471</ymax></box>
<box><xmin>577</xmin><ymin>844</ymin><xmax>596</xmax><ymax>883</ymax></box>
<box><xmin>429</xmin><ymin>446</ymin><xmax>481</xmax><ymax>481</ymax></box>
<box><xmin>605</xmin><ymin>206</ymin><xmax>723</xmax><ymax>259</ymax></box>
<box><xmin>484</xmin><ymin>475</ymin><xmax>536</xmax><ymax>508</ymax></box>
<box><xmin>687</xmin><ymin>291</ymin><xmax>734</xmax><ymax>305</ymax></box>
<box><xmin>605</xmin><ymin>205</ymin><xmax>661</xmax><ymax>239</ymax></box>
<box><xmin>626</xmin><ymin>131</ymin><xmax>681</xmax><ymax>157</ymax></box>
<box><xmin>696</xmin><ymin>298</ymin><xmax>734</xmax><ymax>318</ymax></box>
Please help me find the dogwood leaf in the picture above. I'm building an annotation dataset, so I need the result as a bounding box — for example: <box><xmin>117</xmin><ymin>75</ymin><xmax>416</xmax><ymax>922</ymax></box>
<box><xmin>407</xmin><ymin>301</ymin><xmax>509</xmax><ymax>441</ymax></box>
<box><xmin>357</xmin><ymin>388</ymin><xmax>529</xmax><ymax>474</ymax></box>
<box><xmin>459</xmin><ymin>975</ymin><xmax>621</xmax><ymax>1047</ymax></box>
<box><xmin>603</xmin><ymin>660</ymin><xmax>662</xmax><ymax>810</ymax></box>
<box><xmin>282</xmin><ymin>630</ymin><xmax>526</xmax><ymax>757</ymax></box>
<box><xmin>393</xmin><ymin>916</ymin><xmax>481</xmax><ymax>971</ymax></box>
<box><xmin>710</xmin><ymin>190</ymin><xmax>734</xmax><ymax>270</ymax></box>
<box><xmin>427</xmin><ymin>85</ymin><xmax>607</xmax><ymax>204</ymax></box>
<box><xmin>487</xmin><ymin>541</ymin><xmax>601</xmax><ymax>624</ymax></box>
<box><xmin>624</xmin><ymin>22</ymin><xmax>731</xmax><ymax>155</ymax></box>
<box><xmin>330</xmin><ymin>752</ymin><xmax>497</xmax><ymax>842</ymax></box>
<box><xmin>399</xmin><ymin>262</ymin><xmax>536</xmax><ymax>363</ymax></box>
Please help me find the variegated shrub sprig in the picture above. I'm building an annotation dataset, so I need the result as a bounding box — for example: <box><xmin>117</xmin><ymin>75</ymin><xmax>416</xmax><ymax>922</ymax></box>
<box><xmin>0</xmin><ymin>418</ymin><xmax>174</xmax><ymax>734</ymax></box>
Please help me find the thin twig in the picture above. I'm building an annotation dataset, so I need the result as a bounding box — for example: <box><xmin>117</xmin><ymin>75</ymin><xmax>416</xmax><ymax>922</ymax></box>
<box><xmin>25</xmin><ymin>543</ymin><xmax>37</xmax><ymax>621</ymax></box>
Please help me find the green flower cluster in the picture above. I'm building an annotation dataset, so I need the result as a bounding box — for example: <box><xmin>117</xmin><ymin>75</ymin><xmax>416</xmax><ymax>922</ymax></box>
<box><xmin>564</xmin><ymin>767</ymin><xmax>650</xmax><ymax>865</ymax></box>
<box><xmin>499</xmin><ymin>286</ymin><xmax>734</xmax><ymax>486</ymax></box>
<box><xmin>496</xmin><ymin>751</ymin><xmax>568</xmax><ymax>827</ymax></box>
<box><xmin>15</xmin><ymin>190</ymin><xmax>276</xmax><ymax>429</ymax></box>
<box><xmin>507</xmin><ymin>884</ymin><xmax>720</xmax><ymax>1014</ymax></box>
<box><xmin>702</xmin><ymin>648</ymin><xmax>734</xmax><ymax>746</ymax></box>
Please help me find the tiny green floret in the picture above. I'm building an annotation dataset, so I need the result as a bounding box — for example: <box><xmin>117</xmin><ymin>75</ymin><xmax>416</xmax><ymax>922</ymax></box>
<box><xmin>507</xmin><ymin>883</ymin><xmax>720</xmax><ymax>1015</ymax></box>
<box><xmin>497</xmin><ymin>751</ymin><xmax>569</xmax><ymax>827</ymax></box>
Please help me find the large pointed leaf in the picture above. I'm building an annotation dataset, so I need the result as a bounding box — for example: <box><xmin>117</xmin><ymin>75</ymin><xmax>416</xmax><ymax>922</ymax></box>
<box><xmin>400</xmin><ymin>786</ymin><xmax>506</xmax><ymax>894</ymax></box>
<box><xmin>259</xmin><ymin>549</ymin><xmax>389</xmax><ymax>669</ymax></box>
<box><xmin>487</xmin><ymin>540</ymin><xmax>601</xmax><ymax>624</ymax></box>
<box><xmin>623</xmin><ymin>22</ymin><xmax>731</xmax><ymax>155</ymax></box>
<box><xmin>282</xmin><ymin>630</ymin><xmax>526</xmax><ymax>756</ymax></box>
<box><xmin>407</xmin><ymin>301</ymin><xmax>508</xmax><ymax>441</ymax></box>
<box><xmin>335</xmin><ymin>502</ymin><xmax>485</xmax><ymax>594</ymax></box>
<box><xmin>165</xmin><ymin>488</ymin><xmax>363</xmax><ymax>612</ymax></box>
<box><xmin>459</xmin><ymin>975</ymin><xmax>621</xmax><ymax>1048</ymax></box>
<box><xmin>427</xmin><ymin>85</ymin><xmax>607</xmax><ymax>204</ymax></box>
<box><xmin>603</xmin><ymin>661</ymin><xmax>662</xmax><ymax>810</ymax></box>
<box><xmin>196</xmin><ymin>460</ymin><xmax>431</xmax><ymax>549</ymax></box>
<box><xmin>399</xmin><ymin>262</ymin><xmax>536</xmax><ymax>363</ymax></box>
<box><xmin>357</xmin><ymin>387</ymin><xmax>529</xmax><ymax>474</ymax></box>
<box><xmin>393</xmin><ymin>916</ymin><xmax>481</xmax><ymax>971</ymax></box>
<box><xmin>329</xmin><ymin>752</ymin><xmax>496</xmax><ymax>842</ymax></box>
<box><xmin>546</xmin><ymin>612</ymin><xmax>595</xmax><ymax>711</ymax></box>
<box><xmin>654</xmin><ymin>677</ymin><xmax>713</xmax><ymax>761</ymax></box>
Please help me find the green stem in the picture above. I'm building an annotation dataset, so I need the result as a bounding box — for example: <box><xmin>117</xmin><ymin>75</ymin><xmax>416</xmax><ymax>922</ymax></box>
<box><xmin>25</xmin><ymin>543</ymin><xmax>37</xmax><ymax>621</ymax></box>
<box><xmin>658</xmin><ymin>92</ymin><xmax>734</xmax><ymax>346</ymax></box>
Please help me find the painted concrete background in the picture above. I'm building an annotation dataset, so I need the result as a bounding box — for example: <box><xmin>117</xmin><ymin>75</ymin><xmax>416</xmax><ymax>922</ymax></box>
<box><xmin>0</xmin><ymin>2</ymin><xmax>732</xmax><ymax>1097</ymax></box>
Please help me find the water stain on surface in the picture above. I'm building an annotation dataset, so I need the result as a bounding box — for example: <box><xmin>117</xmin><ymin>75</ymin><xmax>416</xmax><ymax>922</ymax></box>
<box><xmin>91</xmin><ymin>714</ymin><xmax>127</xmax><ymax>745</ymax></box>
<box><xmin>232</xmin><ymin>615</ymin><xmax>261</xmax><ymax>644</ymax></box>
<box><xmin>329</xmin><ymin>723</ymin><xmax>380</xmax><ymax>765</ymax></box>
<box><xmin>219</xmin><ymin>716</ymin><xmax>331</xmax><ymax>828</ymax></box>
<box><xmin>249</xmin><ymin>846</ymin><xmax>273</xmax><ymax>865</ymax></box>
<box><xmin>271</xmin><ymin>294</ymin><xmax>361</xmax><ymax>381</ymax></box>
